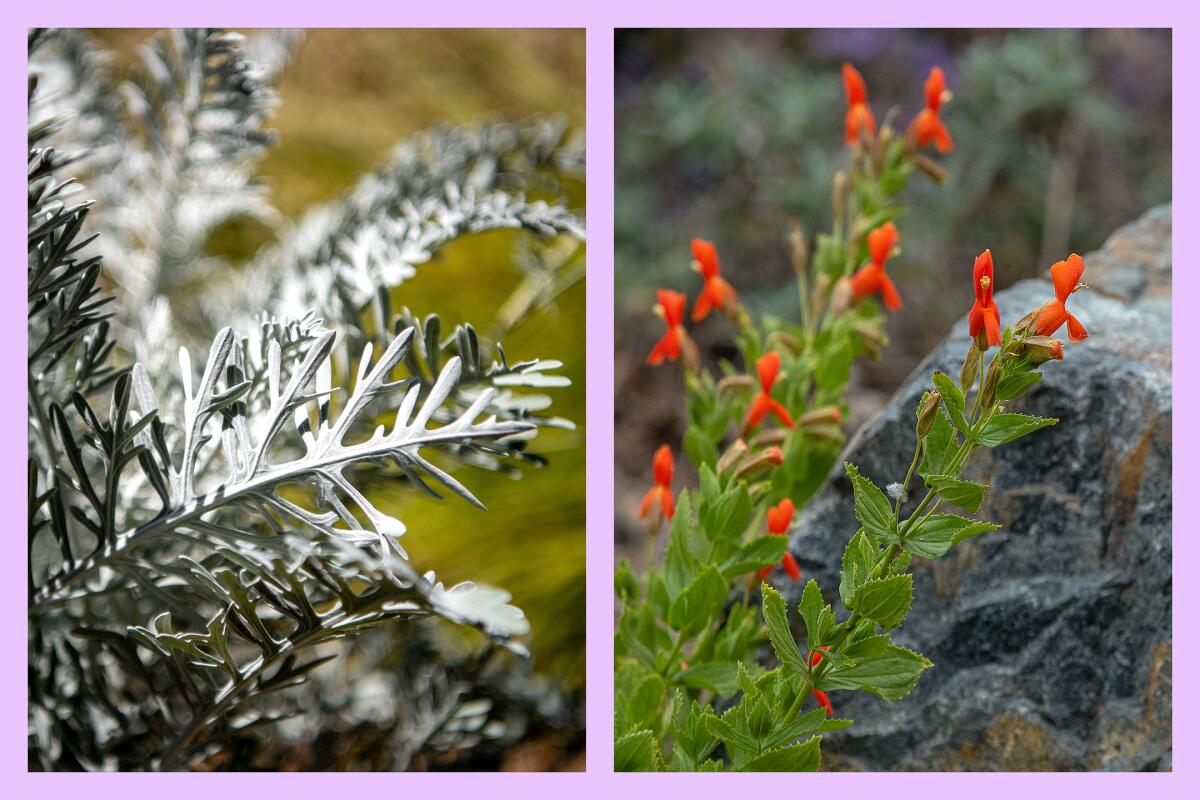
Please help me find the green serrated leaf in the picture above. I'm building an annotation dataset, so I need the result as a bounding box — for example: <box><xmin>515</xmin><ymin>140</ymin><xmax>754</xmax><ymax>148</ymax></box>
<box><xmin>839</xmin><ymin>529</ymin><xmax>878</xmax><ymax>608</ymax></box>
<box><xmin>924</xmin><ymin>474</ymin><xmax>988</xmax><ymax>514</ymax></box>
<box><xmin>615</xmin><ymin>729</ymin><xmax>657</xmax><ymax>771</ymax></box>
<box><xmin>823</xmin><ymin>636</ymin><xmax>932</xmax><ymax>701</ymax></box>
<box><xmin>677</xmin><ymin>662</ymin><xmax>741</xmax><ymax>697</ymax></box>
<box><xmin>683</xmin><ymin>427</ymin><xmax>719</xmax><ymax>472</ymax></box>
<box><xmin>903</xmin><ymin>514</ymin><xmax>1002</xmax><ymax>559</ymax></box>
<box><xmin>997</xmin><ymin>370</ymin><xmax>1042</xmax><ymax>401</ymax></box>
<box><xmin>845</xmin><ymin>463</ymin><xmax>892</xmax><ymax>540</ymax></box>
<box><xmin>976</xmin><ymin>413</ymin><xmax>1058</xmax><ymax>447</ymax></box>
<box><xmin>721</xmin><ymin>535</ymin><xmax>787</xmax><ymax>578</ymax></box>
<box><xmin>798</xmin><ymin>579</ymin><xmax>824</xmax><ymax>649</ymax></box>
<box><xmin>741</xmin><ymin>735</ymin><xmax>822</xmax><ymax>772</ymax></box>
<box><xmin>762</xmin><ymin>584</ymin><xmax>807</xmax><ymax>675</ymax></box>
<box><xmin>931</xmin><ymin>371</ymin><xmax>968</xmax><ymax>432</ymax></box>
<box><xmin>919</xmin><ymin>408</ymin><xmax>958</xmax><ymax>479</ymax></box>
<box><xmin>848</xmin><ymin>573</ymin><xmax>912</xmax><ymax>629</ymax></box>
<box><xmin>668</xmin><ymin>565</ymin><xmax>727</xmax><ymax>636</ymax></box>
<box><xmin>706</xmin><ymin>483</ymin><xmax>752</xmax><ymax>542</ymax></box>
<box><xmin>705</xmin><ymin>709</ymin><xmax>758</xmax><ymax>753</ymax></box>
<box><xmin>620</xmin><ymin>672</ymin><xmax>666</xmax><ymax>734</ymax></box>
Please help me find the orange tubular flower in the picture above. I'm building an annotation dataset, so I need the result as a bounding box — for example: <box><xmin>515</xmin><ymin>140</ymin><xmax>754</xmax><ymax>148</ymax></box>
<box><xmin>849</xmin><ymin>222</ymin><xmax>902</xmax><ymax>311</ymax></box>
<box><xmin>968</xmin><ymin>249</ymin><xmax>1002</xmax><ymax>348</ymax></box>
<box><xmin>810</xmin><ymin>649</ymin><xmax>834</xmax><ymax>716</ymax></box>
<box><xmin>1034</xmin><ymin>254</ymin><xmax>1089</xmax><ymax>343</ymax></box>
<box><xmin>766</xmin><ymin>499</ymin><xmax>795</xmax><ymax>535</ymax></box>
<box><xmin>908</xmin><ymin>66</ymin><xmax>953</xmax><ymax>153</ymax></box>
<box><xmin>745</xmin><ymin>352</ymin><xmax>795</xmax><ymax>430</ymax></box>
<box><xmin>639</xmin><ymin>445</ymin><xmax>676</xmax><ymax>520</ymax></box>
<box><xmin>646</xmin><ymin>289</ymin><xmax>688</xmax><ymax>365</ymax></box>
<box><xmin>813</xmin><ymin>689</ymin><xmax>834</xmax><ymax>717</ymax></box>
<box><xmin>843</xmin><ymin>63</ymin><xmax>876</xmax><ymax>146</ymax></box>
<box><xmin>691</xmin><ymin>239</ymin><xmax>737</xmax><ymax>321</ymax></box>
<box><xmin>756</xmin><ymin>499</ymin><xmax>800</xmax><ymax>582</ymax></box>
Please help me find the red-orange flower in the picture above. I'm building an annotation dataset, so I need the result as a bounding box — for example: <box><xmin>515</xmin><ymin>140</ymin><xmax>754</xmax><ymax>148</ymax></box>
<box><xmin>908</xmin><ymin>66</ymin><xmax>953</xmax><ymax>153</ymax></box>
<box><xmin>691</xmin><ymin>239</ymin><xmax>737</xmax><ymax>321</ymax></box>
<box><xmin>968</xmin><ymin>249</ymin><xmax>1002</xmax><ymax>348</ymax></box>
<box><xmin>1034</xmin><ymin>254</ymin><xmax>1088</xmax><ymax>343</ymax></box>
<box><xmin>745</xmin><ymin>351</ymin><xmax>795</xmax><ymax>430</ymax></box>
<box><xmin>813</xmin><ymin>689</ymin><xmax>834</xmax><ymax>717</ymax></box>
<box><xmin>766</xmin><ymin>498</ymin><xmax>795</xmax><ymax>535</ymax></box>
<box><xmin>850</xmin><ymin>222</ymin><xmax>902</xmax><ymax>311</ymax></box>
<box><xmin>639</xmin><ymin>445</ymin><xmax>676</xmax><ymax>520</ymax></box>
<box><xmin>646</xmin><ymin>289</ymin><xmax>688</xmax><ymax>364</ymax></box>
<box><xmin>810</xmin><ymin>648</ymin><xmax>834</xmax><ymax>716</ymax></box>
<box><xmin>843</xmin><ymin>63</ymin><xmax>877</xmax><ymax>146</ymax></box>
<box><xmin>756</xmin><ymin>499</ymin><xmax>800</xmax><ymax>582</ymax></box>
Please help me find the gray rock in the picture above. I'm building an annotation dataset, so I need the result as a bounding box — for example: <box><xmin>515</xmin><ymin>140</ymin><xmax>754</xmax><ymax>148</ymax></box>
<box><xmin>782</xmin><ymin>205</ymin><xmax>1172</xmax><ymax>771</ymax></box>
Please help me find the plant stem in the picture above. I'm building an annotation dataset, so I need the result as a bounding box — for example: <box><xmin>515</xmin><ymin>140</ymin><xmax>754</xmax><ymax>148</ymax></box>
<box><xmin>661</xmin><ymin>632</ymin><xmax>686</xmax><ymax>679</ymax></box>
<box><xmin>893</xmin><ymin>442</ymin><xmax>922</xmax><ymax>522</ymax></box>
<box><xmin>780</xmin><ymin>680</ymin><xmax>814</xmax><ymax>726</ymax></box>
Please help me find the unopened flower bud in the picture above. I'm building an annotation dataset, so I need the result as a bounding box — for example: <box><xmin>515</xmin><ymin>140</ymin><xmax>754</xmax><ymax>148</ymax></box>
<box><xmin>916</xmin><ymin>390</ymin><xmax>942</xmax><ymax>438</ymax></box>
<box><xmin>914</xmin><ymin>154</ymin><xmax>948</xmax><ymax>183</ymax></box>
<box><xmin>811</xmin><ymin>273</ymin><xmax>831</xmax><ymax>320</ymax></box>
<box><xmin>833</xmin><ymin>171</ymin><xmax>848</xmax><ymax>230</ymax></box>
<box><xmin>717</xmin><ymin>438</ymin><xmax>749</xmax><ymax>475</ymax></box>
<box><xmin>1020</xmin><ymin>335</ymin><xmax>1065</xmax><ymax>366</ymax></box>
<box><xmin>798</xmin><ymin>405</ymin><xmax>843</xmax><ymax>429</ymax></box>
<box><xmin>789</xmin><ymin>225</ymin><xmax>809</xmax><ymax>275</ymax></box>
<box><xmin>717</xmin><ymin>374</ymin><xmax>755</xmax><ymax>393</ymax></box>
<box><xmin>979</xmin><ymin>358</ymin><xmax>1003</xmax><ymax>409</ymax></box>
<box><xmin>960</xmin><ymin>341</ymin><xmax>980</xmax><ymax>388</ymax></box>
<box><xmin>736</xmin><ymin>447</ymin><xmax>786</xmax><ymax>479</ymax></box>
<box><xmin>750</xmin><ymin>428</ymin><xmax>789</xmax><ymax>447</ymax></box>
<box><xmin>853</xmin><ymin>318</ymin><xmax>888</xmax><ymax>357</ymax></box>
<box><xmin>1014</xmin><ymin>306</ymin><xmax>1041</xmax><ymax>334</ymax></box>
<box><xmin>831</xmin><ymin>277</ymin><xmax>853</xmax><ymax>316</ymax></box>
<box><xmin>765</xmin><ymin>330</ymin><xmax>804</xmax><ymax>355</ymax></box>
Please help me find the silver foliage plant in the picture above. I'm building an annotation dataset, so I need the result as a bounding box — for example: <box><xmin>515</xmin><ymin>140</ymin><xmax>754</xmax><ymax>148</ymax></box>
<box><xmin>28</xmin><ymin>28</ymin><xmax>585</xmax><ymax>770</ymax></box>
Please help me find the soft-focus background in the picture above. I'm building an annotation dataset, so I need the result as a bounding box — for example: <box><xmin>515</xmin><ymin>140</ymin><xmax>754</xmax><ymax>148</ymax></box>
<box><xmin>614</xmin><ymin>28</ymin><xmax>1171</xmax><ymax>553</ymax></box>
<box><xmin>95</xmin><ymin>29</ymin><xmax>586</xmax><ymax>769</ymax></box>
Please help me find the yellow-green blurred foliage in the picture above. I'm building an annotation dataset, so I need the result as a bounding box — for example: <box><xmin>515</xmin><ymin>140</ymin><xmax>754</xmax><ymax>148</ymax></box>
<box><xmin>95</xmin><ymin>28</ymin><xmax>587</xmax><ymax>687</ymax></box>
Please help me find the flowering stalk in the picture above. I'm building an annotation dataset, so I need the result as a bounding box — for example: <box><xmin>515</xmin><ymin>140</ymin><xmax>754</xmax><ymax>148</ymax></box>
<box><xmin>617</xmin><ymin>62</ymin><xmax>1092</xmax><ymax>773</ymax></box>
<box><xmin>618</xmin><ymin>63</ymin><xmax>977</xmax><ymax>772</ymax></box>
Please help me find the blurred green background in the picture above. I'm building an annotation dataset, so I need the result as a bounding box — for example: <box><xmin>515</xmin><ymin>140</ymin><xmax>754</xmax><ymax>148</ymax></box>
<box><xmin>95</xmin><ymin>29</ymin><xmax>587</xmax><ymax>689</ymax></box>
<box><xmin>613</xmin><ymin>29</ymin><xmax>1170</xmax><ymax>548</ymax></box>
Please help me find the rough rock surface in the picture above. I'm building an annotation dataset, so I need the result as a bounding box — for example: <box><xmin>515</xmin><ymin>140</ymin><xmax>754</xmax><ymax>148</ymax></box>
<box><xmin>783</xmin><ymin>205</ymin><xmax>1172</xmax><ymax>771</ymax></box>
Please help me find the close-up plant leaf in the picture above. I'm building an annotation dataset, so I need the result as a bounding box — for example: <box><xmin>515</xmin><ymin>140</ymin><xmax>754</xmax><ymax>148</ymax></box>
<box><xmin>613</xmin><ymin>52</ymin><xmax>1120</xmax><ymax>771</ymax></box>
<box><xmin>28</xmin><ymin>27</ymin><xmax>585</xmax><ymax>771</ymax></box>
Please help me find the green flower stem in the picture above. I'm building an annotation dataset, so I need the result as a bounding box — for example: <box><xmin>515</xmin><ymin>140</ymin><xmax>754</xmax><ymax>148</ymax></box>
<box><xmin>661</xmin><ymin>631</ymin><xmax>686</xmax><ymax>679</ymax></box>
<box><xmin>893</xmin><ymin>442</ymin><xmax>923</xmax><ymax>522</ymax></box>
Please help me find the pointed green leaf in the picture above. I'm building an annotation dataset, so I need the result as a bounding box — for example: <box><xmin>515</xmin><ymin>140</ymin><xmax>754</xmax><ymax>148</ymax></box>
<box><xmin>677</xmin><ymin>662</ymin><xmax>741</xmax><ymax>698</ymax></box>
<box><xmin>615</xmin><ymin>729</ymin><xmax>657</xmax><ymax>771</ymax></box>
<box><xmin>742</xmin><ymin>735</ymin><xmax>822</xmax><ymax>772</ymax></box>
<box><xmin>931</xmin><ymin>371</ymin><xmax>967</xmax><ymax>432</ymax></box>
<box><xmin>903</xmin><ymin>514</ymin><xmax>1001</xmax><ymax>559</ymax></box>
<box><xmin>848</xmin><ymin>573</ymin><xmax>912</xmax><ymax>630</ymax></box>
<box><xmin>846</xmin><ymin>462</ymin><xmax>893</xmax><ymax>540</ymax></box>
<box><xmin>977</xmin><ymin>413</ymin><xmax>1057</xmax><ymax>447</ymax></box>
<box><xmin>762</xmin><ymin>583</ymin><xmax>807</xmax><ymax>675</ymax></box>
<box><xmin>720</xmin><ymin>535</ymin><xmax>787</xmax><ymax>579</ymax></box>
<box><xmin>839</xmin><ymin>529</ymin><xmax>878</xmax><ymax>607</ymax></box>
<box><xmin>668</xmin><ymin>565</ymin><xmax>727</xmax><ymax>636</ymax></box>
<box><xmin>924</xmin><ymin>474</ymin><xmax>988</xmax><ymax>514</ymax></box>
<box><xmin>798</xmin><ymin>579</ymin><xmax>825</xmax><ymax>649</ymax></box>
<box><xmin>823</xmin><ymin>636</ymin><xmax>932</xmax><ymax>701</ymax></box>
